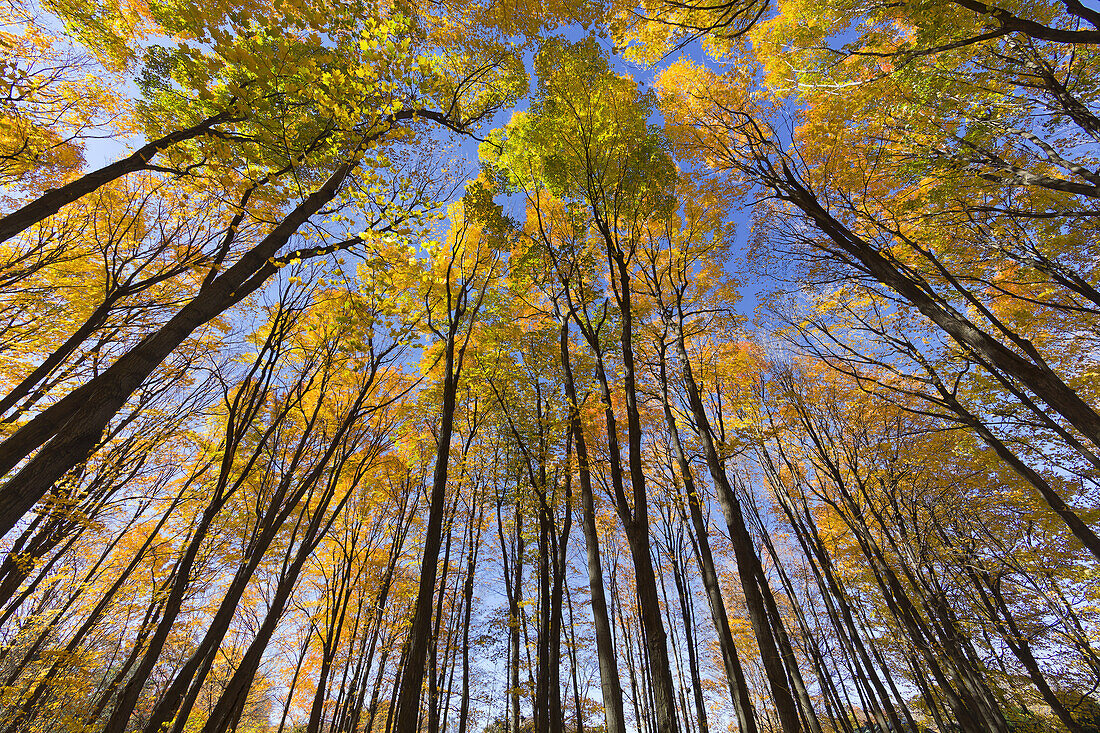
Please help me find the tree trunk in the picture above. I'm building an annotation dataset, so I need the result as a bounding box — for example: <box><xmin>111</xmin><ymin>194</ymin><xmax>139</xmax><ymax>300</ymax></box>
<box><xmin>0</xmin><ymin>110</ymin><xmax>237</xmax><ymax>246</ymax></box>
<box><xmin>670</xmin><ymin>317</ymin><xmax>802</xmax><ymax>733</ymax></box>
<box><xmin>657</xmin><ymin>361</ymin><xmax>757</xmax><ymax>733</ymax></box>
<box><xmin>393</xmin><ymin>318</ymin><xmax>463</xmax><ymax>733</ymax></box>
<box><xmin>559</xmin><ymin>316</ymin><xmax>628</xmax><ymax>733</ymax></box>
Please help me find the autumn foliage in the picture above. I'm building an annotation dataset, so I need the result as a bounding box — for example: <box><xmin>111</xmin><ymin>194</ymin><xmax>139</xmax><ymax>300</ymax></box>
<box><xmin>0</xmin><ymin>0</ymin><xmax>1098</xmax><ymax>732</ymax></box>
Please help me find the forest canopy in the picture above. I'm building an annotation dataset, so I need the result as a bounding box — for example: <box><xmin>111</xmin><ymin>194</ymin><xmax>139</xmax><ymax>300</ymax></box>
<box><xmin>0</xmin><ymin>0</ymin><xmax>1098</xmax><ymax>732</ymax></box>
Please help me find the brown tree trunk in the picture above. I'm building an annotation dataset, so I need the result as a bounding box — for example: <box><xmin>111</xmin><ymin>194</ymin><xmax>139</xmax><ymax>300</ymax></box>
<box><xmin>393</xmin><ymin>321</ymin><xmax>463</xmax><ymax>733</ymax></box>
<box><xmin>656</xmin><ymin>356</ymin><xmax>758</xmax><ymax>733</ymax></box>
<box><xmin>669</xmin><ymin>318</ymin><xmax>802</xmax><ymax>733</ymax></box>
<box><xmin>0</xmin><ymin>110</ymin><xmax>238</xmax><ymax>246</ymax></box>
<box><xmin>604</xmin><ymin>245</ymin><xmax>680</xmax><ymax>733</ymax></box>
<box><xmin>559</xmin><ymin>316</ymin><xmax>628</xmax><ymax>733</ymax></box>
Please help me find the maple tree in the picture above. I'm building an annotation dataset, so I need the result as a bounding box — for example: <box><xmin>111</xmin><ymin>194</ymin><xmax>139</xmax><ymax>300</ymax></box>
<box><xmin>1</xmin><ymin>0</ymin><xmax>1099</xmax><ymax>732</ymax></box>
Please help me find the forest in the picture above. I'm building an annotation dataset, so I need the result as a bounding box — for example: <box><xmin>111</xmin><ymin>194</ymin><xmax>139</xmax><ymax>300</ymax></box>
<box><xmin>0</xmin><ymin>0</ymin><xmax>1098</xmax><ymax>731</ymax></box>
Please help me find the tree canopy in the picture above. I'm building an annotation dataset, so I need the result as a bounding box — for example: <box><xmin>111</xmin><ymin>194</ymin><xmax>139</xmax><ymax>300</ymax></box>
<box><xmin>0</xmin><ymin>0</ymin><xmax>1098</xmax><ymax>732</ymax></box>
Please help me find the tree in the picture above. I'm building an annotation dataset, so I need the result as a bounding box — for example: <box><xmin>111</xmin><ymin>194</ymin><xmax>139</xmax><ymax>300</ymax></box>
<box><xmin>655</xmin><ymin>5</ymin><xmax>1100</xmax><ymax>559</ymax></box>
<box><xmin>491</xmin><ymin>36</ymin><xmax>685</xmax><ymax>733</ymax></box>
<box><xmin>0</xmin><ymin>0</ymin><xmax>527</xmax><ymax>535</ymax></box>
<box><xmin>392</xmin><ymin>180</ymin><xmax>507</xmax><ymax>731</ymax></box>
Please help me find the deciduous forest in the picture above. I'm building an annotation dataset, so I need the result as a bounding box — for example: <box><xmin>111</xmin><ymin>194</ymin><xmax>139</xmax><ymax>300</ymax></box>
<box><xmin>1</xmin><ymin>0</ymin><xmax>1099</xmax><ymax>731</ymax></box>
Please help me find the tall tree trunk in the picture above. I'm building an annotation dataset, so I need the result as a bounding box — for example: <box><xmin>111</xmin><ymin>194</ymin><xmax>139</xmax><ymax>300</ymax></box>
<box><xmin>669</xmin><ymin>317</ymin><xmax>802</xmax><ymax>733</ymax></box>
<box><xmin>456</xmin><ymin>499</ymin><xmax>484</xmax><ymax>733</ymax></box>
<box><xmin>393</xmin><ymin>317</ymin><xmax>464</xmax><ymax>733</ymax></box>
<box><xmin>428</xmin><ymin>500</ymin><xmax>458</xmax><ymax>733</ymax></box>
<box><xmin>656</xmin><ymin>360</ymin><xmax>757</xmax><ymax>733</ymax></box>
<box><xmin>605</xmin><ymin>245</ymin><xmax>680</xmax><ymax>733</ymax></box>
<box><xmin>511</xmin><ymin>500</ymin><xmax>524</xmax><ymax>733</ymax></box>
<box><xmin>565</xmin><ymin>582</ymin><xmax>585</xmax><ymax>733</ymax></box>
<box><xmin>559</xmin><ymin>316</ymin><xmax>627</xmax><ymax>733</ymax></box>
<box><xmin>546</xmin><ymin>437</ymin><xmax>573</xmax><ymax>733</ymax></box>
<box><xmin>667</xmin><ymin>534</ymin><xmax>710</xmax><ymax>733</ymax></box>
